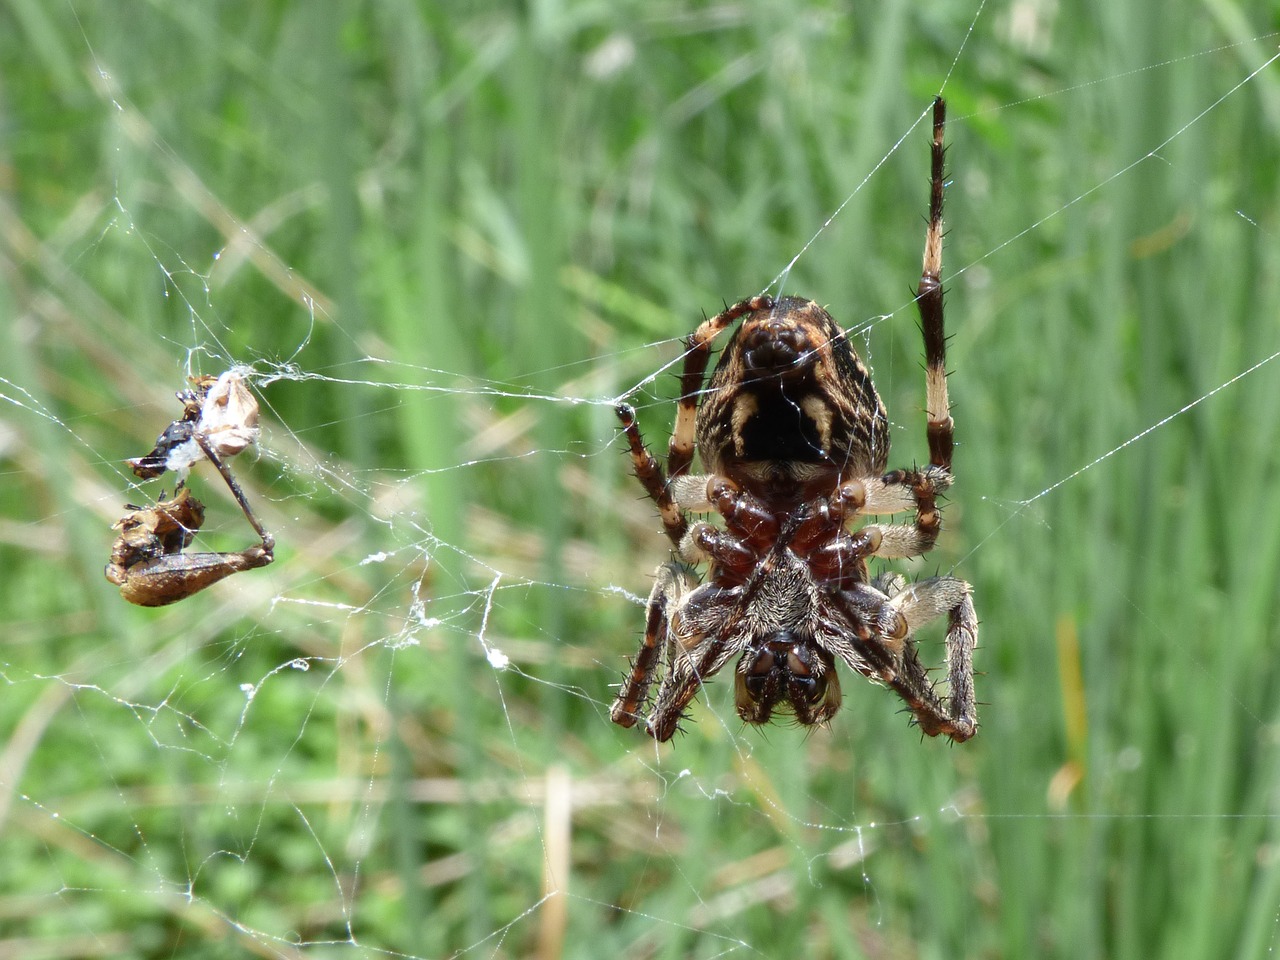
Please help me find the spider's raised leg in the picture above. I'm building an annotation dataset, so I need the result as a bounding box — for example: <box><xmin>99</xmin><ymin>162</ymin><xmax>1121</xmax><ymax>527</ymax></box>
<box><xmin>919</xmin><ymin>96</ymin><xmax>953</xmax><ymax>472</ymax></box>
<box><xmin>844</xmin><ymin>97</ymin><xmax>952</xmax><ymax>561</ymax></box>
<box><xmin>825</xmin><ymin>100</ymin><xmax>977</xmax><ymax>742</ymax></box>
<box><xmin>615</xmin><ymin>295</ymin><xmax>775</xmax><ymax>551</ymax></box>
<box><xmin>862</xmin><ymin>101</ymin><xmax>977</xmax><ymax>741</ymax></box>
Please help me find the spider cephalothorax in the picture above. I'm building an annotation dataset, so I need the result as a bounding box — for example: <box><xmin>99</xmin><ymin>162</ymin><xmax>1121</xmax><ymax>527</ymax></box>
<box><xmin>612</xmin><ymin>98</ymin><xmax>977</xmax><ymax>743</ymax></box>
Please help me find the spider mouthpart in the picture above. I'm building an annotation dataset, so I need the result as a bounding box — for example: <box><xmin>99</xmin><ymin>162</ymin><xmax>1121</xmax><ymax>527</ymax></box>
<box><xmin>735</xmin><ymin>634</ymin><xmax>842</xmax><ymax>727</ymax></box>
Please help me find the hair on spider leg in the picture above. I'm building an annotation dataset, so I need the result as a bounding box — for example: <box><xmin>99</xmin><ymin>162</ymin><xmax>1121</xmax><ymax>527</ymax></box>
<box><xmin>782</xmin><ymin>713</ymin><xmax>832</xmax><ymax>743</ymax></box>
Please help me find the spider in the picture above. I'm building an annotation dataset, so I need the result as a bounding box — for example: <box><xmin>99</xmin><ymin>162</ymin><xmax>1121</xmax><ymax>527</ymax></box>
<box><xmin>611</xmin><ymin>98</ymin><xmax>977</xmax><ymax>743</ymax></box>
<box><xmin>105</xmin><ymin>370</ymin><xmax>274</xmax><ymax>606</ymax></box>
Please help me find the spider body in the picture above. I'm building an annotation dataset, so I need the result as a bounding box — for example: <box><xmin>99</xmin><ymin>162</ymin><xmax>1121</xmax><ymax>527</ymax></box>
<box><xmin>612</xmin><ymin>99</ymin><xmax>978</xmax><ymax>743</ymax></box>
<box><xmin>697</xmin><ymin>297</ymin><xmax>888</xmax><ymax>505</ymax></box>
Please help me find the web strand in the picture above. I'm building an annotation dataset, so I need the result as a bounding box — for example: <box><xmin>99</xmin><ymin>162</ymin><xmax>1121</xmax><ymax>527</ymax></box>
<box><xmin>10</xmin><ymin>4</ymin><xmax>1280</xmax><ymax>957</ymax></box>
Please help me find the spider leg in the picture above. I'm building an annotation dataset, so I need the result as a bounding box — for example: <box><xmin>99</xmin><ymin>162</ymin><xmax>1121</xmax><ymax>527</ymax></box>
<box><xmin>824</xmin><ymin>576</ymin><xmax>975</xmax><ymax>742</ymax></box>
<box><xmin>616</xmin><ymin>404</ymin><xmax>687</xmax><ymax>550</ymax></box>
<box><xmin>611</xmin><ymin>561</ymin><xmax>693</xmax><ymax>729</ymax></box>
<box><xmin>918</xmin><ymin>96</ymin><xmax>953</xmax><ymax>472</ymax></box>
<box><xmin>646</xmin><ymin>613</ymin><xmax>738</xmax><ymax>742</ymax></box>
<box><xmin>667</xmin><ymin>295</ymin><xmax>775</xmax><ymax>479</ymax></box>
<box><xmin>617</xmin><ymin>572</ymin><xmax>741</xmax><ymax>742</ymax></box>
<box><xmin>855</xmin><ymin>466</ymin><xmax>951</xmax><ymax>559</ymax></box>
<box><xmin>887</xmin><ymin>576</ymin><xmax>978</xmax><ymax>741</ymax></box>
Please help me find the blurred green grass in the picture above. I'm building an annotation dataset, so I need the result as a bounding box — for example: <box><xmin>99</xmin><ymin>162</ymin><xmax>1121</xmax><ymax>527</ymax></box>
<box><xmin>3</xmin><ymin>1</ymin><xmax>1280</xmax><ymax>957</ymax></box>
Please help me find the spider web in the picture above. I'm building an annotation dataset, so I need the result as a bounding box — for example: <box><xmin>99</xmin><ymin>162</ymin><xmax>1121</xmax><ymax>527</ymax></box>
<box><xmin>5</xmin><ymin>2</ymin><xmax>1280</xmax><ymax>957</ymax></box>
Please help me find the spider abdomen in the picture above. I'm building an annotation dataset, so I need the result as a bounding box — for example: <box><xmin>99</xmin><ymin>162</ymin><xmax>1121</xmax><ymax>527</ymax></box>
<box><xmin>696</xmin><ymin>297</ymin><xmax>890</xmax><ymax>507</ymax></box>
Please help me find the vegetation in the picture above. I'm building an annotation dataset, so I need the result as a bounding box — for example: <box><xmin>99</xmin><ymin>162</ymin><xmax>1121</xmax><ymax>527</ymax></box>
<box><xmin>2</xmin><ymin>1</ymin><xmax>1279</xmax><ymax>957</ymax></box>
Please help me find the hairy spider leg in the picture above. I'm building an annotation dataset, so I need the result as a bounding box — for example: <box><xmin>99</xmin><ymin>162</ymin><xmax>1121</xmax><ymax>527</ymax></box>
<box><xmin>614</xmin><ymin>294</ymin><xmax>776</xmax><ymax>551</ymax></box>
<box><xmin>615</xmin><ymin>404</ymin><xmax>688</xmax><ymax>550</ymax></box>
<box><xmin>918</xmin><ymin>96</ymin><xmax>953</xmax><ymax>472</ymax></box>
<box><xmin>839</xmin><ymin>575</ymin><xmax>977</xmax><ymax>741</ymax></box>
<box><xmin>610</xmin><ymin>562</ymin><xmax>691</xmax><ymax>729</ymax></box>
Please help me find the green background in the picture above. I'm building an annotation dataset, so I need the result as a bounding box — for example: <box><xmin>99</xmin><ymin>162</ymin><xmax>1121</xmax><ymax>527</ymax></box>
<box><xmin>3</xmin><ymin>1</ymin><xmax>1280</xmax><ymax>957</ymax></box>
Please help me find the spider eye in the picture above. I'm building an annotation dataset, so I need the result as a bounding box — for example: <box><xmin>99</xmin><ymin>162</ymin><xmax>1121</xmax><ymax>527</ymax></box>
<box><xmin>785</xmin><ymin>649</ymin><xmax>812</xmax><ymax>676</ymax></box>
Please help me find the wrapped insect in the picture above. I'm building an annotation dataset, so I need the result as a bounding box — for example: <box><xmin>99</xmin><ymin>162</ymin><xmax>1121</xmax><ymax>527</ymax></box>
<box><xmin>107</xmin><ymin>371</ymin><xmax>274</xmax><ymax>606</ymax></box>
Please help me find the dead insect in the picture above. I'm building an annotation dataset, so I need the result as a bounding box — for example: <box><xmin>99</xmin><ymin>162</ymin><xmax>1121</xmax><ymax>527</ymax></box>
<box><xmin>127</xmin><ymin>371</ymin><xmax>261</xmax><ymax>480</ymax></box>
<box><xmin>104</xmin><ymin>488</ymin><xmax>272</xmax><ymax>607</ymax></box>
<box><xmin>107</xmin><ymin>370</ymin><xmax>274</xmax><ymax>607</ymax></box>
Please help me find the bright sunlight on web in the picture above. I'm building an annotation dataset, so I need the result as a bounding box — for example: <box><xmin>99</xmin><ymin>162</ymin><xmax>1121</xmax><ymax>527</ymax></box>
<box><xmin>4</xmin><ymin>2</ymin><xmax>1280</xmax><ymax>958</ymax></box>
